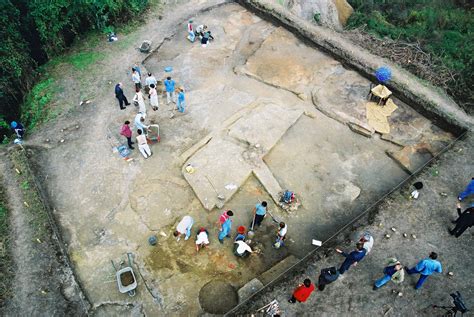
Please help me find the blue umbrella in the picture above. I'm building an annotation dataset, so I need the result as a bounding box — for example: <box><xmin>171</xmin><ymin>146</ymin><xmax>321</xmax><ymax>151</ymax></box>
<box><xmin>375</xmin><ymin>66</ymin><xmax>392</xmax><ymax>84</ymax></box>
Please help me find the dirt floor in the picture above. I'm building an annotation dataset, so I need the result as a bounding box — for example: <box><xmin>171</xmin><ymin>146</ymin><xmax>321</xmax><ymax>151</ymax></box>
<box><xmin>2</xmin><ymin>0</ymin><xmax>468</xmax><ymax>316</ymax></box>
<box><xmin>233</xmin><ymin>132</ymin><xmax>474</xmax><ymax>316</ymax></box>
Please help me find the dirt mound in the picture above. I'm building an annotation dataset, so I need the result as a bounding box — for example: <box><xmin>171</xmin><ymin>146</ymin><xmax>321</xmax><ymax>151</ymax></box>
<box><xmin>199</xmin><ymin>280</ymin><xmax>238</xmax><ymax>314</ymax></box>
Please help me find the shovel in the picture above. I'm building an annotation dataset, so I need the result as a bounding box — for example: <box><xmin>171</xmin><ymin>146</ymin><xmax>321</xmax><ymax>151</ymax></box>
<box><xmin>248</xmin><ymin>214</ymin><xmax>256</xmax><ymax>238</ymax></box>
<box><xmin>267</xmin><ymin>210</ymin><xmax>280</xmax><ymax>224</ymax></box>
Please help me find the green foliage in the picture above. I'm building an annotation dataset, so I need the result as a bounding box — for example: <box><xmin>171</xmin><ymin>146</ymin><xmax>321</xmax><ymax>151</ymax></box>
<box><xmin>0</xmin><ymin>0</ymin><xmax>151</xmax><ymax>136</ymax></box>
<box><xmin>0</xmin><ymin>176</ymin><xmax>13</xmax><ymax>303</ymax></box>
<box><xmin>66</xmin><ymin>52</ymin><xmax>105</xmax><ymax>70</ymax></box>
<box><xmin>347</xmin><ymin>0</ymin><xmax>474</xmax><ymax>111</ymax></box>
<box><xmin>21</xmin><ymin>78</ymin><xmax>54</xmax><ymax>131</ymax></box>
<box><xmin>313</xmin><ymin>12</ymin><xmax>321</xmax><ymax>24</ymax></box>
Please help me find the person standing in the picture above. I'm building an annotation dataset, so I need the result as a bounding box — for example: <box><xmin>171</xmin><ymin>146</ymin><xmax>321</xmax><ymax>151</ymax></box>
<box><xmin>218</xmin><ymin>217</ymin><xmax>232</xmax><ymax>244</ymax></box>
<box><xmin>187</xmin><ymin>20</ymin><xmax>195</xmax><ymax>42</ymax></box>
<box><xmin>458</xmin><ymin>178</ymin><xmax>474</xmax><ymax>201</ymax></box>
<box><xmin>145</xmin><ymin>72</ymin><xmax>157</xmax><ymax>95</ymax></box>
<box><xmin>177</xmin><ymin>88</ymin><xmax>186</xmax><ymax>113</ymax></box>
<box><xmin>252</xmin><ymin>201</ymin><xmax>268</xmax><ymax>227</ymax></box>
<box><xmin>406</xmin><ymin>252</ymin><xmax>442</xmax><ymax>289</ymax></box>
<box><xmin>136</xmin><ymin>129</ymin><xmax>152</xmax><ymax>159</ymax></box>
<box><xmin>336</xmin><ymin>242</ymin><xmax>367</xmax><ymax>275</ymax></box>
<box><xmin>133</xmin><ymin>88</ymin><xmax>147</xmax><ymax>115</ymax></box>
<box><xmin>274</xmin><ymin>222</ymin><xmax>287</xmax><ymax>248</ymax></box>
<box><xmin>195</xmin><ymin>228</ymin><xmax>210</xmax><ymax>252</ymax></box>
<box><xmin>164</xmin><ymin>76</ymin><xmax>176</xmax><ymax>104</ymax></box>
<box><xmin>218</xmin><ymin>210</ymin><xmax>233</xmax><ymax>226</ymax></box>
<box><xmin>288</xmin><ymin>279</ymin><xmax>315</xmax><ymax>303</ymax></box>
<box><xmin>373</xmin><ymin>258</ymin><xmax>404</xmax><ymax>290</ymax></box>
<box><xmin>149</xmin><ymin>84</ymin><xmax>159</xmax><ymax>111</ymax></box>
<box><xmin>120</xmin><ymin>121</ymin><xmax>134</xmax><ymax>149</ymax></box>
<box><xmin>115</xmin><ymin>82</ymin><xmax>130</xmax><ymax>110</ymax></box>
<box><xmin>134</xmin><ymin>114</ymin><xmax>148</xmax><ymax>136</ymax></box>
<box><xmin>174</xmin><ymin>215</ymin><xmax>194</xmax><ymax>241</ymax></box>
<box><xmin>450</xmin><ymin>202</ymin><xmax>474</xmax><ymax>238</ymax></box>
<box><xmin>317</xmin><ymin>267</ymin><xmax>339</xmax><ymax>291</ymax></box>
<box><xmin>132</xmin><ymin>63</ymin><xmax>142</xmax><ymax>77</ymax></box>
<box><xmin>132</xmin><ymin>68</ymin><xmax>141</xmax><ymax>90</ymax></box>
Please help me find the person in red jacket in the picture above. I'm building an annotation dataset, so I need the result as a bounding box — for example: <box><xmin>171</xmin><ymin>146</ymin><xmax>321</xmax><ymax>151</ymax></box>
<box><xmin>120</xmin><ymin>120</ymin><xmax>134</xmax><ymax>149</ymax></box>
<box><xmin>288</xmin><ymin>278</ymin><xmax>315</xmax><ymax>303</ymax></box>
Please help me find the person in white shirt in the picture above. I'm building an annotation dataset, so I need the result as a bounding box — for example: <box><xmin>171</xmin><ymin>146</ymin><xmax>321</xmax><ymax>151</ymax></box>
<box><xmin>195</xmin><ymin>228</ymin><xmax>210</xmax><ymax>252</ymax></box>
<box><xmin>136</xmin><ymin>129</ymin><xmax>151</xmax><ymax>159</ymax></box>
<box><xmin>132</xmin><ymin>68</ymin><xmax>141</xmax><ymax>89</ymax></box>
<box><xmin>145</xmin><ymin>72</ymin><xmax>156</xmax><ymax>95</ymax></box>
<box><xmin>359</xmin><ymin>231</ymin><xmax>374</xmax><ymax>254</ymax></box>
<box><xmin>174</xmin><ymin>216</ymin><xmax>194</xmax><ymax>241</ymax></box>
<box><xmin>274</xmin><ymin>222</ymin><xmax>287</xmax><ymax>248</ymax></box>
<box><xmin>234</xmin><ymin>240</ymin><xmax>253</xmax><ymax>257</ymax></box>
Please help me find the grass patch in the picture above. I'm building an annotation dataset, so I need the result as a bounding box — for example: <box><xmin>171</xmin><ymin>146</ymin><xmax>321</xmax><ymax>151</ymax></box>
<box><xmin>9</xmin><ymin>148</ymin><xmax>50</xmax><ymax>242</ymax></box>
<box><xmin>0</xmin><ymin>175</ymin><xmax>13</xmax><ymax>306</ymax></box>
<box><xmin>65</xmin><ymin>52</ymin><xmax>105</xmax><ymax>71</ymax></box>
<box><xmin>21</xmin><ymin>77</ymin><xmax>55</xmax><ymax>132</ymax></box>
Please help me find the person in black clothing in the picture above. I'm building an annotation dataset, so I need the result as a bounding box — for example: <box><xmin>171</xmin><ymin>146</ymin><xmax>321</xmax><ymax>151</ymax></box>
<box><xmin>450</xmin><ymin>202</ymin><xmax>474</xmax><ymax>238</ymax></box>
<box><xmin>318</xmin><ymin>267</ymin><xmax>339</xmax><ymax>291</ymax></box>
<box><xmin>115</xmin><ymin>82</ymin><xmax>130</xmax><ymax>110</ymax></box>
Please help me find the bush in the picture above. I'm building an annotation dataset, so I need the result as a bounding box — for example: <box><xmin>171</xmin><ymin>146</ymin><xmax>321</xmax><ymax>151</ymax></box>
<box><xmin>347</xmin><ymin>0</ymin><xmax>474</xmax><ymax>112</ymax></box>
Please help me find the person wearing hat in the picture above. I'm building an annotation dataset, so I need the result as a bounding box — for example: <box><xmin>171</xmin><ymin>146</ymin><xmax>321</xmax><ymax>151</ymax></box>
<box><xmin>187</xmin><ymin>20</ymin><xmax>195</xmax><ymax>42</ymax></box>
<box><xmin>195</xmin><ymin>227</ymin><xmax>210</xmax><ymax>252</ymax></box>
<box><xmin>235</xmin><ymin>226</ymin><xmax>246</xmax><ymax>242</ymax></box>
<box><xmin>373</xmin><ymin>258</ymin><xmax>404</xmax><ymax>290</ymax></box>
<box><xmin>10</xmin><ymin>121</ymin><xmax>25</xmax><ymax>139</ymax></box>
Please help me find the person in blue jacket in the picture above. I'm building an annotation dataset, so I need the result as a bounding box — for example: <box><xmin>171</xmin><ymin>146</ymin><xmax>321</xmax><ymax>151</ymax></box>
<box><xmin>218</xmin><ymin>217</ymin><xmax>232</xmax><ymax>244</ymax></box>
<box><xmin>336</xmin><ymin>242</ymin><xmax>367</xmax><ymax>275</ymax></box>
<box><xmin>406</xmin><ymin>252</ymin><xmax>442</xmax><ymax>289</ymax></box>
<box><xmin>10</xmin><ymin>121</ymin><xmax>25</xmax><ymax>139</ymax></box>
<box><xmin>458</xmin><ymin>178</ymin><xmax>474</xmax><ymax>201</ymax></box>
<box><xmin>164</xmin><ymin>76</ymin><xmax>176</xmax><ymax>104</ymax></box>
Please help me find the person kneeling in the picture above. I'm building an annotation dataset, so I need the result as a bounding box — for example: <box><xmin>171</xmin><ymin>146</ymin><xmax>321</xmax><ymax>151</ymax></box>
<box><xmin>195</xmin><ymin>228</ymin><xmax>210</xmax><ymax>252</ymax></box>
<box><xmin>136</xmin><ymin>129</ymin><xmax>152</xmax><ymax>159</ymax></box>
<box><xmin>234</xmin><ymin>240</ymin><xmax>252</xmax><ymax>257</ymax></box>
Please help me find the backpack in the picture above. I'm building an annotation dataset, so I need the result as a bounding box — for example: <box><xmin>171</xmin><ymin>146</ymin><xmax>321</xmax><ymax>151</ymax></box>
<box><xmin>281</xmin><ymin>190</ymin><xmax>295</xmax><ymax>204</ymax></box>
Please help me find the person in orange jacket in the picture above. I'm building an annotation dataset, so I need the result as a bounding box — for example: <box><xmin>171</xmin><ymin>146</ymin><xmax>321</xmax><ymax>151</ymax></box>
<box><xmin>288</xmin><ymin>278</ymin><xmax>315</xmax><ymax>303</ymax></box>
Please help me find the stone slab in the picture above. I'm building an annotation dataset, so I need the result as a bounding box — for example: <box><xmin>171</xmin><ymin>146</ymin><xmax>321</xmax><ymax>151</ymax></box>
<box><xmin>237</xmin><ymin>278</ymin><xmax>264</xmax><ymax>303</ymax></box>
<box><xmin>259</xmin><ymin>255</ymin><xmax>300</xmax><ymax>285</ymax></box>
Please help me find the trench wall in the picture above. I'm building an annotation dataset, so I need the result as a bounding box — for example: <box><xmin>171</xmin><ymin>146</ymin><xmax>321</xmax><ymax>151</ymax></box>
<box><xmin>238</xmin><ymin>0</ymin><xmax>472</xmax><ymax>134</ymax></box>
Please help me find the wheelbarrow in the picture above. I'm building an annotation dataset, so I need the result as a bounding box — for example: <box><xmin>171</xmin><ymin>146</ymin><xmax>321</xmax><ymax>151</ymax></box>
<box><xmin>111</xmin><ymin>253</ymin><xmax>137</xmax><ymax>297</ymax></box>
<box><xmin>147</xmin><ymin>124</ymin><xmax>161</xmax><ymax>143</ymax></box>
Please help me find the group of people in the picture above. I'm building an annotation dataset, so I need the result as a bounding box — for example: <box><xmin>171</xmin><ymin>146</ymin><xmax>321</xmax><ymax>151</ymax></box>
<box><xmin>288</xmin><ymin>178</ymin><xmax>474</xmax><ymax>304</ymax></box>
<box><xmin>187</xmin><ymin>20</ymin><xmax>214</xmax><ymax>47</ymax></box>
<box><xmin>173</xmin><ymin>200</ymin><xmax>288</xmax><ymax>257</ymax></box>
<box><xmin>115</xmin><ymin>63</ymin><xmax>187</xmax><ymax>159</ymax></box>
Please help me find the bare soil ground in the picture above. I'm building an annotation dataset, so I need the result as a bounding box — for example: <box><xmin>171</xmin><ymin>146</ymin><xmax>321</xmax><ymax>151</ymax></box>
<box><xmin>0</xmin><ymin>148</ymin><xmax>87</xmax><ymax>316</ymax></box>
<box><xmin>1</xmin><ymin>0</ymin><xmax>469</xmax><ymax>316</ymax></box>
<box><xmin>233</xmin><ymin>132</ymin><xmax>474</xmax><ymax>316</ymax></box>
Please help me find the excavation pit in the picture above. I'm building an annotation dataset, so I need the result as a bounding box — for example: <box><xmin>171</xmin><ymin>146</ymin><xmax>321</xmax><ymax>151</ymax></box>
<box><xmin>30</xmin><ymin>2</ymin><xmax>464</xmax><ymax>316</ymax></box>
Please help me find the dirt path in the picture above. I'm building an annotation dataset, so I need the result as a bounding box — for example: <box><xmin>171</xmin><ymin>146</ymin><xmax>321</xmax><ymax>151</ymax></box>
<box><xmin>0</xmin><ymin>148</ymin><xmax>87</xmax><ymax>316</ymax></box>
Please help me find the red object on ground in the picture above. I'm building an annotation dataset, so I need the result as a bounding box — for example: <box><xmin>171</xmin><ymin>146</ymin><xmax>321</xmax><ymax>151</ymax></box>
<box><xmin>237</xmin><ymin>226</ymin><xmax>246</xmax><ymax>234</ymax></box>
<box><xmin>292</xmin><ymin>283</ymin><xmax>315</xmax><ymax>302</ymax></box>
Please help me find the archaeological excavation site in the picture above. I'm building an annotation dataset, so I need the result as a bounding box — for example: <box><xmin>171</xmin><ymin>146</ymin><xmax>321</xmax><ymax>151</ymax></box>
<box><xmin>1</xmin><ymin>0</ymin><xmax>472</xmax><ymax>316</ymax></box>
